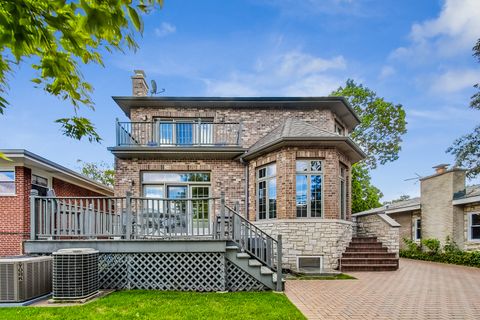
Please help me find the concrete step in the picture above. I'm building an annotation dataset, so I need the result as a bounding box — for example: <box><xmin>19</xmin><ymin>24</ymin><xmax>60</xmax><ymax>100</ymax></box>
<box><xmin>249</xmin><ymin>259</ymin><xmax>262</xmax><ymax>267</ymax></box>
<box><xmin>340</xmin><ymin>258</ymin><xmax>399</xmax><ymax>265</ymax></box>
<box><xmin>341</xmin><ymin>252</ymin><xmax>397</xmax><ymax>259</ymax></box>
<box><xmin>345</xmin><ymin>247</ymin><xmax>388</xmax><ymax>253</ymax></box>
<box><xmin>260</xmin><ymin>266</ymin><xmax>274</xmax><ymax>275</ymax></box>
<box><xmin>341</xmin><ymin>264</ymin><xmax>398</xmax><ymax>272</ymax></box>
<box><xmin>236</xmin><ymin>252</ymin><xmax>250</xmax><ymax>259</ymax></box>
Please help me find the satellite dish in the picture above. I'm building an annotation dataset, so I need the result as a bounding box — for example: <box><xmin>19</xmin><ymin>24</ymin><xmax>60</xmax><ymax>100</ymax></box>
<box><xmin>150</xmin><ymin>79</ymin><xmax>165</xmax><ymax>96</ymax></box>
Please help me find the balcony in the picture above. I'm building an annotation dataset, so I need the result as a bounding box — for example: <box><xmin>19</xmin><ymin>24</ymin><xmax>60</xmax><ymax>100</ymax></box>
<box><xmin>110</xmin><ymin>120</ymin><xmax>246</xmax><ymax>159</ymax></box>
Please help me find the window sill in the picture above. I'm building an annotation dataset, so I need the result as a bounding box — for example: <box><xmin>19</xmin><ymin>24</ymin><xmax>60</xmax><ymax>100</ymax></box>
<box><xmin>0</xmin><ymin>193</ymin><xmax>17</xmax><ymax>197</ymax></box>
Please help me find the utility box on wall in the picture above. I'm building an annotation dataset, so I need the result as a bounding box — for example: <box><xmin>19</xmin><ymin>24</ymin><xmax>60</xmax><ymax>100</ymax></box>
<box><xmin>0</xmin><ymin>256</ymin><xmax>52</xmax><ymax>302</ymax></box>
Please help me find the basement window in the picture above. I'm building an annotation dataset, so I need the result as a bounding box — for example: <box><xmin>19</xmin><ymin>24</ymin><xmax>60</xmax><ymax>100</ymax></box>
<box><xmin>297</xmin><ymin>256</ymin><xmax>323</xmax><ymax>274</ymax></box>
<box><xmin>468</xmin><ymin>213</ymin><xmax>480</xmax><ymax>241</ymax></box>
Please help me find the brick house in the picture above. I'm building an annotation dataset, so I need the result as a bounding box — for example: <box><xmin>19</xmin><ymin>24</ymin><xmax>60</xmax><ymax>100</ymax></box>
<box><xmin>353</xmin><ymin>165</ymin><xmax>480</xmax><ymax>251</ymax></box>
<box><xmin>108</xmin><ymin>70</ymin><xmax>369</xmax><ymax>272</ymax></box>
<box><xmin>0</xmin><ymin>149</ymin><xmax>113</xmax><ymax>256</ymax></box>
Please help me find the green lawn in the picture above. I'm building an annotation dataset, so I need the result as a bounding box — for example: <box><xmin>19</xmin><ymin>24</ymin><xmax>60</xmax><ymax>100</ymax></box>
<box><xmin>0</xmin><ymin>291</ymin><xmax>306</xmax><ymax>320</ymax></box>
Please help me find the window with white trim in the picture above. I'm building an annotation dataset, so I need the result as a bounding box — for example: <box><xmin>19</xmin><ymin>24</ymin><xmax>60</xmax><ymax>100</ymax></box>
<box><xmin>0</xmin><ymin>170</ymin><xmax>15</xmax><ymax>195</ymax></box>
<box><xmin>256</xmin><ymin>163</ymin><xmax>276</xmax><ymax>220</ymax></box>
<box><xmin>468</xmin><ymin>213</ymin><xmax>480</xmax><ymax>241</ymax></box>
<box><xmin>296</xmin><ymin>160</ymin><xmax>323</xmax><ymax>218</ymax></box>
<box><xmin>414</xmin><ymin>218</ymin><xmax>421</xmax><ymax>241</ymax></box>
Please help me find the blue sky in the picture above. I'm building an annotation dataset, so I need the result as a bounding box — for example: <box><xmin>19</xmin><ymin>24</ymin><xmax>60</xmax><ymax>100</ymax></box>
<box><xmin>1</xmin><ymin>0</ymin><xmax>479</xmax><ymax>200</ymax></box>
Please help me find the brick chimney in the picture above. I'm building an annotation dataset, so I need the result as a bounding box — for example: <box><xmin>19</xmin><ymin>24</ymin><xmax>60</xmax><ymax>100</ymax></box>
<box><xmin>132</xmin><ymin>69</ymin><xmax>149</xmax><ymax>96</ymax></box>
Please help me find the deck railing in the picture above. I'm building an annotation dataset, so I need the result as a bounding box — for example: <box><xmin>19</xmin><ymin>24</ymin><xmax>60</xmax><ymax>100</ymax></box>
<box><xmin>116</xmin><ymin>120</ymin><xmax>242</xmax><ymax>147</ymax></box>
<box><xmin>30</xmin><ymin>191</ymin><xmax>217</xmax><ymax>240</ymax></box>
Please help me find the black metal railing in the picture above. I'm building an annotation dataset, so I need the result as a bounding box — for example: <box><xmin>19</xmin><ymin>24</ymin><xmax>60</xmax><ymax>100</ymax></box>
<box><xmin>116</xmin><ymin>120</ymin><xmax>242</xmax><ymax>147</ymax></box>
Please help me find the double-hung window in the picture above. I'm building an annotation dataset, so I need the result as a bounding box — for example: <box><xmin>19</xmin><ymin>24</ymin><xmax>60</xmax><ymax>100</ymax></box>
<box><xmin>468</xmin><ymin>213</ymin><xmax>480</xmax><ymax>241</ymax></box>
<box><xmin>257</xmin><ymin>163</ymin><xmax>276</xmax><ymax>220</ymax></box>
<box><xmin>0</xmin><ymin>170</ymin><xmax>15</xmax><ymax>195</ymax></box>
<box><xmin>296</xmin><ymin>160</ymin><xmax>323</xmax><ymax>218</ymax></box>
<box><xmin>339</xmin><ymin>164</ymin><xmax>347</xmax><ymax>220</ymax></box>
<box><xmin>413</xmin><ymin>218</ymin><xmax>422</xmax><ymax>241</ymax></box>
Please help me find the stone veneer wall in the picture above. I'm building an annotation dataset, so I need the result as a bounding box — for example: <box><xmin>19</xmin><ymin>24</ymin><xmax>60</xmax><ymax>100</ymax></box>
<box><xmin>463</xmin><ymin>203</ymin><xmax>480</xmax><ymax>251</ymax></box>
<box><xmin>254</xmin><ymin>219</ymin><xmax>353</xmax><ymax>271</ymax></box>
<box><xmin>354</xmin><ymin>213</ymin><xmax>400</xmax><ymax>256</ymax></box>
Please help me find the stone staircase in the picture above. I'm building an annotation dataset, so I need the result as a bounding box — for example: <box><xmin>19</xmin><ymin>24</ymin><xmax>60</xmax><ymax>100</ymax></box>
<box><xmin>340</xmin><ymin>237</ymin><xmax>399</xmax><ymax>272</ymax></box>
<box><xmin>225</xmin><ymin>244</ymin><xmax>284</xmax><ymax>290</ymax></box>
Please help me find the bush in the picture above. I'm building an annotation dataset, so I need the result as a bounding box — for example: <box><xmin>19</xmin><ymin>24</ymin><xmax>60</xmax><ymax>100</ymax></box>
<box><xmin>421</xmin><ymin>238</ymin><xmax>440</xmax><ymax>254</ymax></box>
<box><xmin>400</xmin><ymin>237</ymin><xmax>480</xmax><ymax>268</ymax></box>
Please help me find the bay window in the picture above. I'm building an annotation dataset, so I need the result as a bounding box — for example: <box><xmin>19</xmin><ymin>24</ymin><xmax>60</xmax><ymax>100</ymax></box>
<box><xmin>339</xmin><ymin>164</ymin><xmax>347</xmax><ymax>219</ymax></box>
<box><xmin>296</xmin><ymin>160</ymin><xmax>323</xmax><ymax>218</ymax></box>
<box><xmin>257</xmin><ymin>163</ymin><xmax>276</xmax><ymax>220</ymax></box>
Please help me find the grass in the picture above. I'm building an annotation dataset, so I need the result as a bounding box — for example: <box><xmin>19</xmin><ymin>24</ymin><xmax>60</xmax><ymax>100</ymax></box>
<box><xmin>0</xmin><ymin>290</ymin><xmax>306</xmax><ymax>320</ymax></box>
<box><xmin>288</xmin><ymin>273</ymin><xmax>356</xmax><ymax>280</ymax></box>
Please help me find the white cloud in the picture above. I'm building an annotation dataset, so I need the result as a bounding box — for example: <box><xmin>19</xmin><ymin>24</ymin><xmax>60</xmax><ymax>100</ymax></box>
<box><xmin>204</xmin><ymin>50</ymin><xmax>347</xmax><ymax>96</ymax></box>
<box><xmin>430</xmin><ymin>69</ymin><xmax>480</xmax><ymax>93</ymax></box>
<box><xmin>154</xmin><ymin>22</ymin><xmax>176</xmax><ymax>37</ymax></box>
<box><xmin>379</xmin><ymin>65</ymin><xmax>395</xmax><ymax>79</ymax></box>
<box><xmin>391</xmin><ymin>0</ymin><xmax>480</xmax><ymax>60</ymax></box>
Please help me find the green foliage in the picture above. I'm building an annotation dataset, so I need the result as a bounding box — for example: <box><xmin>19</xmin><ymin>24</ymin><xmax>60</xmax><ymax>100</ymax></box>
<box><xmin>447</xmin><ymin>125</ymin><xmax>480</xmax><ymax>178</ymax></box>
<box><xmin>77</xmin><ymin>160</ymin><xmax>114</xmax><ymax>187</ymax></box>
<box><xmin>400</xmin><ymin>237</ymin><xmax>480</xmax><ymax>268</ymax></box>
<box><xmin>0</xmin><ymin>290</ymin><xmax>306</xmax><ymax>320</ymax></box>
<box><xmin>331</xmin><ymin>79</ymin><xmax>407</xmax><ymax>170</ymax></box>
<box><xmin>420</xmin><ymin>238</ymin><xmax>440</xmax><ymax>254</ymax></box>
<box><xmin>351</xmin><ymin>163</ymin><xmax>383</xmax><ymax>213</ymax></box>
<box><xmin>471</xmin><ymin>38</ymin><xmax>480</xmax><ymax>110</ymax></box>
<box><xmin>0</xmin><ymin>0</ymin><xmax>163</xmax><ymax>141</ymax></box>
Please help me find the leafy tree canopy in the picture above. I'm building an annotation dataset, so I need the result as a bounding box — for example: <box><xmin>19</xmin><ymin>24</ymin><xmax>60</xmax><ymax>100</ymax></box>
<box><xmin>77</xmin><ymin>160</ymin><xmax>114</xmax><ymax>187</ymax></box>
<box><xmin>0</xmin><ymin>0</ymin><xmax>163</xmax><ymax>142</ymax></box>
<box><xmin>447</xmin><ymin>38</ymin><xmax>480</xmax><ymax>178</ymax></box>
<box><xmin>331</xmin><ymin>79</ymin><xmax>407</xmax><ymax>170</ymax></box>
<box><xmin>351</xmin><ymin>163</ymin><xmax>383</xmax><ymax>213</ymax></box>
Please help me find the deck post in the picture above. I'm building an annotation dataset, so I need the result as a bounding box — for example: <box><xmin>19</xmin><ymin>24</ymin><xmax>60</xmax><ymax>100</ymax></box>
<box><xmin>126</xmin><ymin>191</ymin><xmax>132</xmax><ymax>240</ymax></box>
<box><xmin>276</xmin><ymin>234</ymin><xmax>283</xmax><ymax>292</ymax></box>
<box><xmin>30</xmin><ymin>189</ymin><xmax>39</xmax><ymax>240</ymax></box>
<box><xmin>220</xmin><ymin>192</ymin><xmax>226</xmax><ymax>240</ymax></box>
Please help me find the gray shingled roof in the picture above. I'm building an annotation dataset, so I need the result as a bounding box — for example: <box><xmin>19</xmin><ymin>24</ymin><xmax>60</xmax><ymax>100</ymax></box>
<box><xmin>247</xmin><ymin>118</ymin><xmax>338</xmax><ymax>155</ymax></box>
<box><xmin>466</xmin><ymin>185</ymin><xmax>480</xmax><ymax>198</ymax></box>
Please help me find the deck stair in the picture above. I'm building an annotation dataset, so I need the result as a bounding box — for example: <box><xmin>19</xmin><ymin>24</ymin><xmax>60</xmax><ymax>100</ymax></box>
<box><xmin>340</xmin><ymin>237</ymin><xmax>398</xmax><ymax>272</ymax></box>
<box><xmin>225</xmin><ymin>244</ymin><xmax>284</xmax><ymax>290</ymax></box>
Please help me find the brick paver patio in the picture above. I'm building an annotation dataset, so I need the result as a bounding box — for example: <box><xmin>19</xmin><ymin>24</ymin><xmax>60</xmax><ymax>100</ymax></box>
<box><xmin>285</xmin><ymin>258</ymin><xmax>480</xmax><ymax>319</ymax></box>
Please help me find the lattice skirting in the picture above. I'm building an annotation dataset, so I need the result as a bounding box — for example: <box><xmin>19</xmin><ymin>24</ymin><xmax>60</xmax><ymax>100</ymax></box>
<box><xmin>98</xmin><ymin>252</ymin><xmax>267</xmax><ymax>292</ymax></box>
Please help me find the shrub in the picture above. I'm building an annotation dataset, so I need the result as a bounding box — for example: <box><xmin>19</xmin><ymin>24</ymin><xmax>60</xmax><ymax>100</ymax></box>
<box><xmin>421</xmin><ymin>238</ymin><xmax>440</xmax><ymax>254</ymax></box>
<box><xmin>400</xmin><ymin>237</ymin><xmax>480</xmax><ymax>268</ymax></box>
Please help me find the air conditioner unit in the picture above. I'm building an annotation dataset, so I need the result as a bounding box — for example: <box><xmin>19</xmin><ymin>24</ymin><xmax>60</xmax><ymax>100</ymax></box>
<box><xmin>53</xmin><ymin>248</ymin><xmax>99</xmax><ymax>300</ymax></box>
<box><xmin>0</xmin><ymin>256</ymin><xmax>52</xmax><ymax>303</ymax></box>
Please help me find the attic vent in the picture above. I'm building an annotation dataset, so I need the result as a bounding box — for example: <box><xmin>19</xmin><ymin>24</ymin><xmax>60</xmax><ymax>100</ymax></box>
<box><xmin>0</xmin><ymin>256</ymin><xmax>52</xmax><ymax>302</ymax></box>
<box><xmin>53</xmin><ymin>248</ymin><xmax>99</xmax><ymax>300</ymax></box>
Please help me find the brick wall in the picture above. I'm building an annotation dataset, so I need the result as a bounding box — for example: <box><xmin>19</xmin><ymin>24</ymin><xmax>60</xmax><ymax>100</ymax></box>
<box><xmin>0</xmin><ymin>166</ymin><xmax>30</xmax><ymax>256</ymax></box>
<box><xmin>247</xmin><ymin>147</ymin><xmax>352</xmax><ymax>221</ymax></box>
<box><xmin>129</xmin><ymin>106</ymin><xmax>341</xmax><ymax>149</ymax></box>
<box><xmin>52</xmin><ymin>177</ymin><xmax>105</xmax><ymax>197</ymax></box>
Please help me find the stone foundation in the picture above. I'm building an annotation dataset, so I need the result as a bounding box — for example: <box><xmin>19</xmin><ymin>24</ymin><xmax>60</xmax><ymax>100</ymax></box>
<box><xmin>254</xmin><ymin>219</ymin><xmax>353</xmax><ymax>272</ymax></box>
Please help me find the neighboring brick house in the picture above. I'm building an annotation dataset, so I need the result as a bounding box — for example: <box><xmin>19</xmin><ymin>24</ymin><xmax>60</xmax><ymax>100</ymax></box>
<box><xmin>353</xmin><ymin>165</ymin><xmax>480</xmax><ymax>251</ymax></box>
<box><xmin>0</xmin><ymin>149</ymin><xmax>113</xmax><ymax>256</ymax></box>
<box><xmin>109</xmin><ymin>70</ymin><xmax>367</xmax><ymax>271</ymax></box>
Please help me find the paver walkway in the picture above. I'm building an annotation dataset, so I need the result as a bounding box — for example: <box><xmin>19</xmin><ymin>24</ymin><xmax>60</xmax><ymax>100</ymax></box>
<box><xmin>285</xmin><ymin>258</ymin><xmax>480</xmax><ymax>319</ymax></box>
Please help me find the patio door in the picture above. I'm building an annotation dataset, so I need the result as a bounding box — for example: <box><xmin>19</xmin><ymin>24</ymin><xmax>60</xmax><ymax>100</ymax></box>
<box><xmin>191</xmin><ymin>186</ymin><xmax>210</xmax><ymax>235</ymax></box>
<box><xmin>166</xmin><ymin>185</ymin><xmax>188</xmax><ymax>234</ymax></box>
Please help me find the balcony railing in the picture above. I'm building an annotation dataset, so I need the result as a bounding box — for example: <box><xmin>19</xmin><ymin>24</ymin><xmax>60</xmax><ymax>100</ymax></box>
<box><xmin>116</xmin><ymin>120</ymin><xmax>242</xmax><ymax>147</ymax></box>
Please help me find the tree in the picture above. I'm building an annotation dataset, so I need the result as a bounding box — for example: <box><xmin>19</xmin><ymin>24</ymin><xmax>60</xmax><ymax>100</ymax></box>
<box><xmin>351</xmin><ymin>163</ymin><xmax>383</xmax><ymax>213</ymax></box>
<box><xmin>331</xmin><ymin>79</ymin><xmax>407</xmax><ymax>170</ymax></box>
<box><xmin>447</xmin><ymin>38</ymin><xmax>480</xmax><ymax>178</ymax></box>
<box><xmin>331</xmin><ymin>80</ymin><xmax>407</xmax><ymax>212</ymax></box>
<box><xmin>77</xmin><ymin>160</ymin><xmax>114</xmax><ymax>187</ymax></box>
<box><xmin>0</xmin><ymin>0</ymin><xmax>163</xmax><ymax>144</ymax></box>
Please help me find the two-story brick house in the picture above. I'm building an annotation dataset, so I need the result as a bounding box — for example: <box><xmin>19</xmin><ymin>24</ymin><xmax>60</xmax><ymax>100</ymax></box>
<box><xmin>109</xmin><ymin>70</ymin><xmax>367</xmax><ymax>272</ymax></box>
